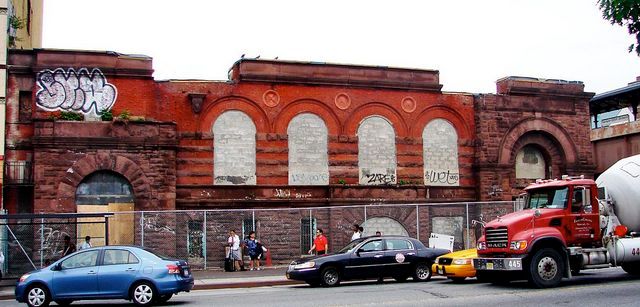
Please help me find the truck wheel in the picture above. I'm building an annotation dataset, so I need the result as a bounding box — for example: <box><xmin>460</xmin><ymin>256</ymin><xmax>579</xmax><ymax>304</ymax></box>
<box><xmin>527</xmin><ymin>248</ymin><xmax>564</xmax><ymax>288</ymax></box>
<box><xmin>621</xmin><ymin>263</ymin><xmax>640</xmax><ymax>275</ymax></box>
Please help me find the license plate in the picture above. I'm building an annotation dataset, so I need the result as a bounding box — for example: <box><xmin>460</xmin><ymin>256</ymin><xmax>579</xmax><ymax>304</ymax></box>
<box><xmin>183</xmin><ymin>269</ymin><xmax>189</xmax><ymax>276</ymax></box>
<box><xmin>487</xmin><ymin>262</ymin><xmax>494</xmax><ymax>270</ymax></box>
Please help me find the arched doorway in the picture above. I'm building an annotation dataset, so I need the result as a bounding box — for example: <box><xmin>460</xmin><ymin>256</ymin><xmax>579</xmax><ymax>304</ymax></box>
<box><xmin>361</xmin><ymin>217</ymin><xmax>409</xmax><ymax>236</ymax></box>
<box><xmin>76</xmin><ymin>171</ymin><xmax>135</xmax><ymax>246</ymax></box>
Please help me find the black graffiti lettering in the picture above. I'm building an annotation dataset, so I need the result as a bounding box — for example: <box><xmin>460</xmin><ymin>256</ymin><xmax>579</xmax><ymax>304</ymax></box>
<box><xmin>425</xmin><ymin>170</ymin><xmax>459</xmax><ymax>185</ymax></box>
<box><xmin>365</xmin><ymin>173</ymin><xmax>396</xmax><ymax>184</ymax></box>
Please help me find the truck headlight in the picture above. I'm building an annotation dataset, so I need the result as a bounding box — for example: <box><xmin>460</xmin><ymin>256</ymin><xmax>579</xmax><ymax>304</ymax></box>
<box><xmin>453</xmin><ymin>258</ymin><xmax>471</xmax><ymax>265</ymax></box>
<box><xmin>293</xmin><ymin>261</ymin><xmax>316</xmax><ymax>270</ymax></box>
<box><xmin>477</xmin><ymin>241</ymin><xmax>487</xmax><ymax>250</ymax></box>
<box><xmin>510</xmin><ymin>240</ymin><xmax>528</xmax><ymax>251</ymax></box>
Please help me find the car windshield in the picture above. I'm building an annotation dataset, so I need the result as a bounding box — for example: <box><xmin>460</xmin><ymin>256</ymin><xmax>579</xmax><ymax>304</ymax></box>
<box><xmin>337</xmin><ymin>238</ymin><xmax>366</xmax><ymax>254</ymax></box>
<box><xmin>526</xmin><ymin>187</ymin><xmax>568</xmax><ymax>209</ymax></box>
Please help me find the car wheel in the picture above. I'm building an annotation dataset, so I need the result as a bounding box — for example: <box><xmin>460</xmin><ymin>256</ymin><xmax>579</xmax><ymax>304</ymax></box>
<box><xmin>54</xmin><ymin>300</ymin><xmax>73</xmax><ymax>306</ymax></box>
<box><xmin>448</xmin><ymin>277</ymin><xmax>466</xmax><ymax>283</ymax></box>
<box><xmin>393</xmin><ymin>275</ymin><xmax>408</xmax><ymax>282</ymax></box>
<box><xmin>155</xmin><ymin>294</ymin><xmax>173</xmax><ymax>304</ymax></box>
<box><xmin>131</xmin><ymin>282</ymin><xmax>156</xmax><ymax>306</ymax></box>
<box><xmin>413</xmin><ymin>262</ymin><xmax>432</xmax><ymax>281</ymax></box>
<box><xmin>26</xmin><ymin>284</ymin><xmax>51</xmax><ymax>307</ymax></box>
<box><xmin>527</xmin><ymin>248</ymin><xmax>564</xmax><ymax>288</ymax></box>
<box><xmin>320</xmin><ymin>266</ymin><xmax>340</xmax><ymax>287</ymax></box>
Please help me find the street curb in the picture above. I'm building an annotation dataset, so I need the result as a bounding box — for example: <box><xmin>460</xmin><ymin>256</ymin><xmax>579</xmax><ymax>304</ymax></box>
<box><xmin>0</xmin><ymin>279</ymin><xmax>304</xmax><ymax>301</ymax></box>
<box><xmin>193</xmin><ymin>279</ymin><xmax>303</xmax><ymax>290</ymax></box>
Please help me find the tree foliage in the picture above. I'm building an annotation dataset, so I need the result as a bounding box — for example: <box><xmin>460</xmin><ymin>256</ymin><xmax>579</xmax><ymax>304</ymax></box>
<box><xmin>598</xmin><ymin>0</ymin><xmax>640</xmax><ymax>55</ymax></box>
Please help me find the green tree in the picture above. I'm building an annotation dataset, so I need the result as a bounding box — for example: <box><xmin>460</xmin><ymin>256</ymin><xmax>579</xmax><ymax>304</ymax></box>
<box><xmin>598</xmin><ymin>0</ymin><xmax>640</xmax><ymax>55</ymax></box>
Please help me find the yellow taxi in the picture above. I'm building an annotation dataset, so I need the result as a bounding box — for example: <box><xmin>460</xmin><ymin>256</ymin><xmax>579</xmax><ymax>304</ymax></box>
<box><xmin>431</xmin><ymin>248</ymin><xmax>477</xmax><ymax>282</ymax></box>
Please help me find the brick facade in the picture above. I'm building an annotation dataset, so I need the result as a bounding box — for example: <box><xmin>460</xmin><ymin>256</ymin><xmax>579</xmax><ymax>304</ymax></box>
<box><xmin>4</xmin><ymin>49</ymin><xmax>595</xmax><ymax>222</ymax></box>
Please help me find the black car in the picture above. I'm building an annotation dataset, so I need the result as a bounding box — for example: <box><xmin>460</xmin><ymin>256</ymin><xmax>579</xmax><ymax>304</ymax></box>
<box><xmin>286</xmin><ymin>235</ymin><xmax>449</xmax><ymax>286</ymax></box>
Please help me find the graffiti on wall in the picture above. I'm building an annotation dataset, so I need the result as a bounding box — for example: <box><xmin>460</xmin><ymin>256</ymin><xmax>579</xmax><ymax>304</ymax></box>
<box><xmin>424</xmin><ymin>169</ymin><xmax>459</xmax><ymax>185</ymax></box>
<box><xmin>36</xmin><ymin>68</ymin><xmax>118</xmax><ymax>116</ymax></box>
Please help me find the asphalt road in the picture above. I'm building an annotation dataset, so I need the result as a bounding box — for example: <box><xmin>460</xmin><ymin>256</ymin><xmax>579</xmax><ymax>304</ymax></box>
<box><xmin>4</xmin><ymin>267</ymin><xmax>640</xmax><ymax>307</ymax></box>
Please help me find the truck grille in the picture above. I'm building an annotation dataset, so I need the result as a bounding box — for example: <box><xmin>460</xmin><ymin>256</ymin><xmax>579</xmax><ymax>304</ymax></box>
<box><xmin>485</xmin><ymin>227</ymin><xmax>508</xmax><ymax>248</ymax></box>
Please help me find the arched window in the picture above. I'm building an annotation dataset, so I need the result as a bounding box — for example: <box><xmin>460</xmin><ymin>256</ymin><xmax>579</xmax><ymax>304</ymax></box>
<box><xmin>423</xmin><ymin>119</ymin><xmax>459</xmax><ymax>186</ymax></box>
<box><xmin>213</xmin><ymin>111</ymin><xmax>256</xmax><ymax>185</ymax></box>
<box><xmin>515</xmin><ymin>145</ymin><xmax>547</xmax><ymax>179</ymax></box>
<box><xmin>287</xmin><ymin>113</ymin><xmax>329</xmax><ymax>185</ymax></box>
<box><xmin>76</xmin><ymin>171</ymin><xmax>133</xmax><ymax>205</ymax></box>
<box><xmin>357</xmin><ymin>116</ymin><xmax>396</xmax><ymax>185</ymax></box>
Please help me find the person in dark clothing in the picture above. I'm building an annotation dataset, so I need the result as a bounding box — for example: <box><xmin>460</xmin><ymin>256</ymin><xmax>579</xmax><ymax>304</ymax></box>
<box><xmin>62</xmin><ymin>235</ymin><xmax>76</xmax><ymax>258</ymax></box>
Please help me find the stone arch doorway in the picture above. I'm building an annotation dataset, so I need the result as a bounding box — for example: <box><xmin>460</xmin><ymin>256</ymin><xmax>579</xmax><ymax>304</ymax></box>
<box><xmin>361</xmin><ymin>217</ymin><xmax>409</xmax><ymax>237</ymax></box>
<box><xmin>75</xmin><ymin>170</ymin><xmax>135</xmax><ymax>246</ymax></box>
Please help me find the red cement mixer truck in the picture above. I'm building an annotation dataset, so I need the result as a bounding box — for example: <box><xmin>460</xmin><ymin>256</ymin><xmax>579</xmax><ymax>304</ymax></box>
<box><xmin>473</xmin><ymin>154</ymin><xmax>640</xmax><ymax>288</ymax></box>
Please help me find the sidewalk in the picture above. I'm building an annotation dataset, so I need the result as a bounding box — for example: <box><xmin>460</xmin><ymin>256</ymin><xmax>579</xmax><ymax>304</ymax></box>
<box><xmin>0</xmin><ymin>265</ymin><xmax>298</xmax><ymax>301</ymax></box>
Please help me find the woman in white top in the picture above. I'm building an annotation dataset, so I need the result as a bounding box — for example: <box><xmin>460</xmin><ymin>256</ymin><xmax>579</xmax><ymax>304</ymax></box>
<box><xmin>351</xmin><ymin>224</ymin><xmax>362</xmax><ymax>241</ymax></box>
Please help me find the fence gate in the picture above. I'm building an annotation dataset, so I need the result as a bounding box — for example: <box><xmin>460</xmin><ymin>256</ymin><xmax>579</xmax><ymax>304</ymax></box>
<box><xmin>0</xmin><ymin>212</ymin><xmax>113</xmax><ymax>279</ymax></box>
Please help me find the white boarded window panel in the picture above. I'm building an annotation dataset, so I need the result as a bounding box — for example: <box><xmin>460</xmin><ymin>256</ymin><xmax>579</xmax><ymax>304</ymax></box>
<box><xmin>358</xmin><ymin>116</ymin><xmax>397</xmax><ymax>185</ymax></box>
<box><xmin>515</xmin><ymin>146</ymin><xmax>546</xmax><ymax>179</ymax></box>
<box><xmin>213</xmin><ymin>111</ymin><xmax>256</xmax><ymax>185</ymax></box>
<box><xmin>288</xmin><ymin>113</ymin><xmax>329</xmax><ymax>185</ymax></box>
<box><xmin>423</xmin><ymin>119</ymin><xmax>459</xmax><ymax>186</ymax></box>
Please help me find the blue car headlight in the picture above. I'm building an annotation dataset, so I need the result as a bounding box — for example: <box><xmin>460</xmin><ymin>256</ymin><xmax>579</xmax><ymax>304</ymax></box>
<box><xmin>293</xmin><ymin>261</ymin><xmax>315</xmax><ymax>270</ymax></box>
<box><xmin>19</xmin><ymin>274</ymin><xmax>30</xmax><ymax>283</ymax></box>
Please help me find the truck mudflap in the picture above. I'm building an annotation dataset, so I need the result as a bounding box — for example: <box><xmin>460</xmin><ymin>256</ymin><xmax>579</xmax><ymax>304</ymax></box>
<box><xmin>473</xmin><ymin>257</ymin><xmax>524</xmax><ymax>271</ymax></box>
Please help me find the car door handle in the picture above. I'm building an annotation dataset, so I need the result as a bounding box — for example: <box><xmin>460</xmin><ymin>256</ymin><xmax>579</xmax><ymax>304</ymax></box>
<box><xmin>407</xmin><ymin>253</ymin><xmax>415</xmax><ymax>255</ymax></box>
<box><xmin>125</xmin><ymin>268</ymin><xmax>136</xmax><ymax>272</ymax></box>
<box><xmin>374</xmin><ymin>255</ymin><xmax>384</xmax><ymax>258</ymax></box>
<box><xmin>87</xmin><ymin>271</ymin><xmax>97</xmax><ymax>275</ymax></box>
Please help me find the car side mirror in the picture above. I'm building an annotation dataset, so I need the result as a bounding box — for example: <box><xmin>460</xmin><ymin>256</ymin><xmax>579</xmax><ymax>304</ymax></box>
<box><xmin>51</xmin><ymin>263</ymin><xmax>62</xmax><ymax>271</ymax></box>
<box><xmin>356</xmin><ymin>248</ymin><xmax>363</xmax><ymax>256</ymax></box>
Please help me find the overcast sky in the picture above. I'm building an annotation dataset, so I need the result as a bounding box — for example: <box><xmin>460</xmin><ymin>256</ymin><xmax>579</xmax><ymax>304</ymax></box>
<box><xmin>42</xmin><ymin>0</ymin><xmax>639</xmax><ymax>94</ymax></box>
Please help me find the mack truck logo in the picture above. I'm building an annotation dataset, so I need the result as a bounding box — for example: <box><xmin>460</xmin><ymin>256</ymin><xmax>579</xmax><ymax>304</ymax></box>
<box><xmin>487</xmin><ymin>242</ymin><xmax>508</xmax><ymax>248</ymax></box>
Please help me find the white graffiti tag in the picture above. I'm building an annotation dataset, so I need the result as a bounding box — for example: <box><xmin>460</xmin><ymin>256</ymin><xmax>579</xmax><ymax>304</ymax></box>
<box><xmin>36</xmin><ymin>68</ymin><xmax>117</xmax><ymax>116</ymax></box>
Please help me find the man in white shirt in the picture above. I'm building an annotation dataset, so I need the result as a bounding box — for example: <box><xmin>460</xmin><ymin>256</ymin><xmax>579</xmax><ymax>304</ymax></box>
<box><xmin>79</xmin><ymin>236</ymin><xmax>92</xmax><ymax>250</ymax></box>
<box><xmin>227</xmin><ymin>230</ymin><xmax>242</xmax><ymax>271</ymax></box>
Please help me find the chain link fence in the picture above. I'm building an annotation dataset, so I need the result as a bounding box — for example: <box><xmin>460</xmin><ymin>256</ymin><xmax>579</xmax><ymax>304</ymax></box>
<box><xmin>0</xmin><ymin>201</ymin><xmax>516</xmax><ymax>278</ymax></box>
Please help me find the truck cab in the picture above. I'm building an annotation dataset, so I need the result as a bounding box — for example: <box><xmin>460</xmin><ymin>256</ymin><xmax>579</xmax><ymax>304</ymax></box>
<box><xmin>474</xmin><ymin>177</ymin><xmax>602</xmax><ymax>287</ymax></box>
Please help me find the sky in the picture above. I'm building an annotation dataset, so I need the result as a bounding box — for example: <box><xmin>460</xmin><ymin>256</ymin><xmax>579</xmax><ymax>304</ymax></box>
<box><xmin>42</xmin><ymin>0</ymin><xmax>640</xmax><ymax>94</ymax></box>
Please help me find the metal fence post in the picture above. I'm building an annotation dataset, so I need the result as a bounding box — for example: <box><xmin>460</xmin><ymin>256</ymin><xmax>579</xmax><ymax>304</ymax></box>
<box><xmin>309</xmin><ymin>209</ymin><xmax>313</xmax><ymax>248</ymax></box>
<box><xmin>40</xmin><ymin>218</ymin><xmax>44</xmax><ymax>268</ymax></box>
<box><xmin>203</xmin><ymin>211</ymin><xmax>207</xmax><ymax>270</ymax></box>
<box><xmin>465</xmin><ymin>203</ymin><xmax>470</xmax><ymax>249</ymax></box>
<box><xmin>364</xmin><ymin>206</ymin><xmax>367</xmax><ymax>221</ymax></box>
<box><xmin>416</xmin><ymin>205</ymin><xmax>419</xmax><ymax>240</ymax></box>
<box><xmin>140</xmin><ymin>211</ymin><xmax>145</xmax><ymax>247</ymax></box>
<box><xmin>252</xmin><ymin>210</ymin><xmax>256</xmax><ymax>232</ymax></box>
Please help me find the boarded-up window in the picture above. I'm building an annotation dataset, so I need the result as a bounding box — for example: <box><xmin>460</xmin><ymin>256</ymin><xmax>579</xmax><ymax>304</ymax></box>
<box><xmin>515</xmin><ymin>146</ymin><xmax>546</xmax><ymax>179</ymax></box>
<box><xmin>358</xmin><ymin>116</ymin><xmax>396</xmax><ymax>185</ymax></box>
<box><xmin>288</xmin><ymin>113</ymin><xmax>329</xmax><ymax>185</ymax></box>
<box><xmin>423</xmin><ymin>119</ymin><xmax>459</xmax><ymax>186</ymax></box>
<box><xmin>213</xmin><ymin>111</ymin><xmax>256</xmax><ymax>185</ymax></box>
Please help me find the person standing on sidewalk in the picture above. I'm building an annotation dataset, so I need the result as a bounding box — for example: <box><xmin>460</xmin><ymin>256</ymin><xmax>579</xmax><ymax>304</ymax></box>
<box><xmin>62</xmin><ymin>235</ymin><xmax>76</xmax><ymax>258</ymax></box>
<box><xmin>351</xmin><ymin>224</ymin><xmax>362</xmax><ymax>241</ymax></box>
<box><xmin>308</xmin><ymin>228</ymin><xmax>328</xmax><ymax>255</ymax></box>
<box><xmin>227</xmin><ymin>230</ymin><xmax>242</xmax><ymax>271</ymax></box>
<box><xmin>79</xmin><ymin>236</ymin><xmax>92</xmax><ymax>250</ymax></box>
<box><xmin>244</xmin><ymin>231</ymin><xmax>262</xmax><ymax>270</ymax></box>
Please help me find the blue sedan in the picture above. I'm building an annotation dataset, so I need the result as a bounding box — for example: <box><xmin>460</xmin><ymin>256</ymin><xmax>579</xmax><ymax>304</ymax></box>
<box><xmin>15</xmin><ymin>246</ymin><xmax>194</xmax><ymax>307</ymax></box>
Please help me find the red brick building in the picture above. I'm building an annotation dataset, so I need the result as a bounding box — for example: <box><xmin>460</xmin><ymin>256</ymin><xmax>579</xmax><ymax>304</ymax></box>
<box><xmin>2</xmin><ymin>49</ymin><xmax>596</xmax><ymax>215</ymax></box>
